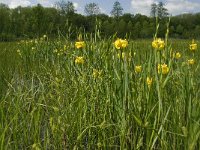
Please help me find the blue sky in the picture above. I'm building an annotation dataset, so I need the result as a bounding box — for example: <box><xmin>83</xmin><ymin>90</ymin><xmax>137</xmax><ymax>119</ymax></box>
<box><xmin>1</xmin><ymin>0</ymin><xmax>200</xmax><ymax>16</ymax></box>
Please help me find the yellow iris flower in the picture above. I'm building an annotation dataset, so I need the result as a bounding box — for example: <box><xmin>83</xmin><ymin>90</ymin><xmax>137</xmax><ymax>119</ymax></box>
<box><xmin>189</xmin><ymin>39</ymin><xmax>197</xmax><ymax>51</ymax></box>
<box><xmin>135</xmin><ymin>65</ymin><xmax>142</xmax><ymax>73</ymax></box>
<box><xmin>175</xmin><ymin>52</ymin><xmax>181</xmax><ymax>59</ymax></box>
<box><xmin>152</xmin><ymin>38</ymin><xmax>165</xmax><ymax>50</ymax></box>
<box><xmin>147</xmin><ymin>77</ymin><xmax>153</xmax><ymax>87</ymax></box>
<box><xmin>75</xmin><ymin>56</ymin><xmax>84</xmax><ymax>64</ymax></box>
<box><xmin>114</xmin><ymin>39</ymin><xmax>128</xmax><ymax>49</ymax></box>
<box><xmin>188</xmin><ymin>59</ymin><xmax>195</xmax><ymax>65</ymax></box>
<box><xmin>158</xmin><ymin>64</ymin><xmax>169</xmax><ymax>75</ymax></box>
<box><xmin>75</xmin><ymin>41</ymin><xmax>85</xmax><ymax>49</ymax></box>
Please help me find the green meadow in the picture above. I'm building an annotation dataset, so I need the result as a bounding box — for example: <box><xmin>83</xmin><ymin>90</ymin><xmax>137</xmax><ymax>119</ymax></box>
<box><xmin>0</xmin><ymin>37</ymin><xmax>200</xmax><ymax>149</ymax></box>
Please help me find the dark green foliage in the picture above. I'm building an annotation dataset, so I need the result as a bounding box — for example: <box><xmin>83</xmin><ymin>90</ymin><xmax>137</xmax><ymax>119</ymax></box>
<box><xmin>0</xmin><ymin>2</ymin><xmax>200</xmax><ymax>41</ymax></box>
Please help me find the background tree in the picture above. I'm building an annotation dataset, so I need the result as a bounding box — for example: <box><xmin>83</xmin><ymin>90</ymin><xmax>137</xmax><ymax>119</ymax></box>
<box><xmin>194</xmin><ymin>25</ymin><xmax>200</xmax><ymax>38</ymax></box>
<box><xmin>55</xmin><ymin>0</ymin><xmax>76</xmax><ymax>15</ymax></box>
<box><xmin>32</xmin><ymin>4</ymin><xmax>46</xmax><ymax>36</ymax></box>
<box><xmin>84</xmin><ymin>3</ymin><xmax>100</xmax><ymax>16</ymax></box>
<box><xmin>133</xmin><ymin>21</ymin><xmax>141</xmax><ymax>38</ymax></box>
<box><xmin>66</xmin><ymin>1</ymin><xmax>76</xmax><ymax>15</ymax></box>
<box><xmin>0</xmin><ymin>2</ymin><xmax>200</xmax><ymax>41</ymax></box>
<box><xmin>0</xmin><ymin>3</ymin><xmax>12</xmax><ymax>40</ymax></box>
<box><xmin>127</xmin><ymin>21</ymin><xmax>133</xmax><ymax>32</ymax></box>
<box><xmin>117</xmin><ymin>19</ymin><xmax>126</xmax><ymax>37</ymax></box>
<box><xmin>157</xmin><ymin>2</ymin><xmax>168</xmax><ymax>19</ymax></box>
<box><xmin>151</xmin><ymin>3</ymin><xmax>157</xmax><ymax>18</ymax></box>
<box><xmin>121</xmin><ymin>13</ymin><xmax>134</xmax><ymax>22</ymax></box>
<box><xmin>176</xmin><ymin>24</ymin><xmax>184</xmax><ymax>35</ymax></box>
<box><xmin>102</xmin><ymin>20</ymin><xmax>114</xmax><ymax>36</ymax></box>
<box><xmin>110</xmin><ymin>1</ymin><xmax>123</xmax><ymax>18</ymax></box>
<box><xmin>140</xmin><ymin>20</ymin><xmax>152</xmax><ymax>38</ymax></box>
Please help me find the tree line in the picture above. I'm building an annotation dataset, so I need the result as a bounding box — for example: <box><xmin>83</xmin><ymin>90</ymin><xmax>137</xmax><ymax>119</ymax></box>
<box><xmin>0</xmin><ymin>1</ymin><xmax>200</xmax><ymax>41</ymax></box>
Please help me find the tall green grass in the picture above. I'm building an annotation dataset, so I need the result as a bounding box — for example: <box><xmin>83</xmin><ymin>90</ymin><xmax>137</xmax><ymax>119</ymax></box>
<box><xmin>0</xmin><ymin>36</ymin><xmax>200</xmax><ymax>149</ymax></box>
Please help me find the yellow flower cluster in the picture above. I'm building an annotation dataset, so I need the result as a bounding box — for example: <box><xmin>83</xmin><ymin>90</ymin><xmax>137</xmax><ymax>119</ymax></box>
<box><xmin>152</xmin><ymin>38</ymin><xmax>165</xmax><ymax>50</ymax></box>
<box><xmin>158</xmin><ymin>64</ymin><xmax>169</xmax><ymax>75</ymax></box>
<box><xmin>189</xmin><ymin>39</ymin><xmax>197</xmax><ymax>51</ymax></box>
<box><xmin>188</xmin><ymin>59</ymin><xmax>195</xmax><ymax>65</ymax></box>
<box><xmin>75</xmin><ymin>41</ymin><xmax>85</xmax><ymax>49</ymax></box>
<box><xmin>114</xmin><ymin>39</ymin><xmax>128</xmax><ymax>49</ymax></box>
<box><xmin>147</xmin><ymin>77</ymin><xmax>153</xmax><ymax>87</ymax></box>
<box><xmin>75</xmin><ymin>56</ymin><xmax>84</xmax><ymax>64</ymax></box>
<box><xmin>135</xmin><ymin>65</ymin><xmax>142</xmax><ymax>73</ymax></box>
<box><xmin>175</xmin><ymin>52</ymin><xmax>181</xmax><ymax>59</ymax></box>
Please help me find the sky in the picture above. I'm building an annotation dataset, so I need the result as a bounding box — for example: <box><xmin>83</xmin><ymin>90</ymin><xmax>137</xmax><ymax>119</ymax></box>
<box><xmin>1</xmin><ymin>0</ymin><xmax>200</xmax><ymax>16</ymax></box>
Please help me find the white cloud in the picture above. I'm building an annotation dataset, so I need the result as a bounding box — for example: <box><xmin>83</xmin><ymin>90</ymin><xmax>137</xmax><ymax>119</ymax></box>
<box><xmin>73</xmin><ymin>2</ymin><xmax>79</xmax><ymax>9</ymax></box>
<box><xmin>1</xmin><ymin>0</ymin><xmax>7</xmax><ymax>3</ymax></box>
<box><xmin>9</xmin><ymin>0</ymin><xmax>31</xmax><ymax>8</ymax></box>
<box><xmin>36</xmin><ymin>0</ymin><xmax>53</xmax><ymax>7</ymax></box>
<box><xmin>2</xmin><ymin>0</ymin><xmax>77</xmax><ymax>8</ymax></box>
<box><xmin>73</xmin><ymin>2</ymin><xmax>83</xmax><ymax>14</ymax></box>
<box><xmin>131</xmin><ymin>0</ymin><xmax>156</xmax><ymax>16</ymax></box>
<box><xmin>100</xmin><ymin>7</ymin><xmax>107</xmax><ymax>14</ymax></box>
<box><xmin>166</xmin><ymin>0</ymin><xmax>200</xmax><ymax>15</ymax></box>
<box><xmin>131</xmin><ymin>0</ymin><xmax>200</xmax><ymax>16</ymax></box>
